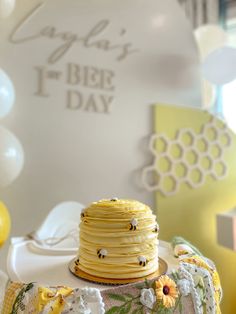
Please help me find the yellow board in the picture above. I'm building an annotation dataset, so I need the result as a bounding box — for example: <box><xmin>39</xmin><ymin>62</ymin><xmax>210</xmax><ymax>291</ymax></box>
<box><xmin>153</xmin><ymin>104</ymin><xmax>236</xmax><ymax>313</ymax></box>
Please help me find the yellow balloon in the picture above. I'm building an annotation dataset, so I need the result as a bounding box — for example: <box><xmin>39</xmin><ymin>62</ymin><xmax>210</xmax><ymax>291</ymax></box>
<box><xmin>0</xmin><ymin>201</ymin><xmax>11</xmax><ymax>247</ymax></box>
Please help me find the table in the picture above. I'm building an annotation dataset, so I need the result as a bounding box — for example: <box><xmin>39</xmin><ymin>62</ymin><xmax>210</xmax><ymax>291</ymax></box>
<box><xmin>7</xmin><ymin>238</ymin><xmax>178</xmax><ymax>290</ymax></box>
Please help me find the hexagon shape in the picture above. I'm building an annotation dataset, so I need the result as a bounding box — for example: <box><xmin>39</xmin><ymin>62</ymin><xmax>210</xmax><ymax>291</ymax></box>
<box><xmin>141</xmin><ymin>166</ymin><xmax>160</xmax><ymax>191</ymax></box>
<box><xmin>174</xmin><ymin>162</ymin><xmax>188</xmax><ymax>179</ymax></box>
<box><xmin>156</xmin><ymin>156</ymin><xmax>172</xmax><ymax>174</ymax></box>
<box><xmin>219</xmin><ymin>132</ymin><xmax>232</xmax><ymax>147</ymax></box>
<box><xmin>211</xmin><ymin>161</ymin><xmax>227</xmax><ymax>180</ymax></box>
<box><xmin>196</xmin><ymin>136</ymin><xmax>208</xmax><ymax>153</ymax></box>
<box><xmin>184</xmin><ymin>148</ymin><xmax>199</xmax><ymax>166</ymax></box>
<box><xmin>203</xmin><ymin>124</ymin><xmax>218</xmax><ymax>142</ymax></box>
<box><xmin>213</xmin><ymin>117</ymin><xmax>226</xmax><ymax>131</ymax></box>
<box><xmin>187</xmin><ymin>167</ymin><xmax>205</xmax><ymax>188</ymax></box>
<box><xmin>149</xmin><ymin>134</ymin><xmax>169</xmax><ymax>156</ymax></box>
<box><xmin>210</xmin><ymin>144</ymin><xmax>223</xmax><ymax>159</ymax></box>
<box><xmin>177</xmin><ymin>128</ymin><xmax>195</xmax><ymax>147</ymax></box>
<box><xmin>160</xmin><ymin>174</ymin><xmax>178</xmax><ymax>196</ymax></box>
<box><xmin>169</xmin><ymin>141</ymin><xmax>184</xmax><ymax>160</ymax></box>
<box><xmin>200</xmin><ymin>155</ymin><xmax>213</xmax><ymax>172</ymax></box>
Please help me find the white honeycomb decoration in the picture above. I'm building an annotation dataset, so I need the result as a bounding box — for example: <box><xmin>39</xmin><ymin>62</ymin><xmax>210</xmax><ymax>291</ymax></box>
<box><xmin>142</xmin><ymin>116</ymin><xmax>232</xmax><ymax>196</ymax></box>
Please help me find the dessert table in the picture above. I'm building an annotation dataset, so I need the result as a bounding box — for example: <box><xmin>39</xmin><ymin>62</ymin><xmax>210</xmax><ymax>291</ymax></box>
<box><xmin>1</xmin><ymin>237</ymin><xmax>182</xmax><ymax>314</ymax></box>
<box><xmin>1</xmin><ymin>236</ymin><xmax>222</xmax><ymax>314</ymax></box>
<box><xmin>7</xmin><ymin>237</ymin><xmax>178</xmax><ymax>290</ymax></box>
<box><xmin>1</xmin><ymin>202</ymin><xmax>222</xmax><ymax>314</ymax></box>
<box><xmin>6</xmin><ymin>201</ymin><xmax>178</xmax><ymax>288</ymax></box>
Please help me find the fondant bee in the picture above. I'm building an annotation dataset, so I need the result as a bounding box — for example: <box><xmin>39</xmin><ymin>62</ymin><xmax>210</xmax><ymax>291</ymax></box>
<box><xmin>153</xmin><ymin>224</ymin><xmax>159</xmax><ymax>233</ymax></box>
<box><xmin>138</xmin><ymin>256</ymin><xmax>148</xmax><ymax>267</ymax></box>
<box><xmin>74</xmin><ymin>258</ymin><xmax>80</xmax><ymax>271</ymax></box>
<box><xmin>97</xmin><ymin>248</ymin><xmax>108</xmax><ymax>259</ymax></box>
<box><xmin>129</xmin><ymin>218</ymin><xmax>138</xmax><ymax>231</ymax></box>
<box><xmin>81</xmin><ymin>208</ymin><xmax>86</xmax><ymax>218</ymax></box>
<box><xmin>81</xmin><ymin>209</ymin><xmax>89</xmax><ymax>223</ymax></box>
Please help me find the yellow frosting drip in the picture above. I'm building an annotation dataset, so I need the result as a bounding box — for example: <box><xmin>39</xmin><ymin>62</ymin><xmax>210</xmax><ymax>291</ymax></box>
<box><xmin>78</xmin><ymin>199</ymin><xmax>159</xmax><ymax>279</ymax></box>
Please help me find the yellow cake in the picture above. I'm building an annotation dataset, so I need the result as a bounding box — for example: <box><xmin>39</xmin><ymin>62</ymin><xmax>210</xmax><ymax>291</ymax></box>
<box><xmin>76</xmin><ymin>198</ymin><xmax>159</xmax><ymax>281</ymax></box>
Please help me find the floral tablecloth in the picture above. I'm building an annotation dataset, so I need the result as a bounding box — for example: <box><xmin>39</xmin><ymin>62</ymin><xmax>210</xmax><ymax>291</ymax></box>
<box><xmin>0</xmin><ymin>237</ymin><xmax>222</xmax><ymax>314</ymax></box>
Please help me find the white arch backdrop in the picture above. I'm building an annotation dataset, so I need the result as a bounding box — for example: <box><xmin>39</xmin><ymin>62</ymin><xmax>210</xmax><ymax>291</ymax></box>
<box><xmin>0</xmin><ymin>0</ymin><xmax>201</xmax><ymax>270</ymax></box>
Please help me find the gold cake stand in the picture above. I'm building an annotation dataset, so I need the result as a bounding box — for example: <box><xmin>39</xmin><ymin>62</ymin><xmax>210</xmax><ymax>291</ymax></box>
<box><xmin>68</xmin><ymin>258</ymin><xmax>168</xmax><ymax>285</ymax></box>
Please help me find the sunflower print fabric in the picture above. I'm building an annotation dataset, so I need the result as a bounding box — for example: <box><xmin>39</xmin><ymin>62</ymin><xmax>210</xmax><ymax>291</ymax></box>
<box><xmin>0</xmin><ymin>237</ymin><xmax>222</xmax><ymax>314</ymax></box>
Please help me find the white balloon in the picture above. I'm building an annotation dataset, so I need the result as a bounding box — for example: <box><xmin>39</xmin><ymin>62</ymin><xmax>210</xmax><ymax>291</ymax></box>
<box><xmin>0</xmin><ymin>0</ymin><xmax>15</xmax><ymax>18</ymax></box>
<box><xmin>201</xmin><ymin>79</ymin><xmax>216</xmax><ymax>109</ymax></box>
<box><xmin>194</xmin><ymin>24</ymin><xmax>228</xmax><ymax>60</ymax></box>
<box><xmin>202</xmin><ymin>46</ymin><xmax>236</xmax><ymax>85</ymax></box>
<box><xmin>0</xmin><ymin>126</ymin><xmax>24</xmax><ymax>187</ymax></box>
<box><xmin>0</xmin><ymin>69</ymin><xmax>15</xmax><ymax>118</ymax></box>
<box><xmin>222</xmin><ymin>80</ymin><xmax>236</xmax><ymax>133</ymax></box>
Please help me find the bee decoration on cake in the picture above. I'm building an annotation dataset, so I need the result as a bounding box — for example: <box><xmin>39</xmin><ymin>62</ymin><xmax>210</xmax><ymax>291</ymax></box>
<box><xmin>153</xmin><ymin>224</ymin><xmax>159</xmax><ymax>233</ymax></box>
<box><xmin>74</xmin><ymin>258</ymin><xmax>80</xmax><ymax>271</ymax></box>
<box><xmin>81</xmin><ymin>209</ymin><xmax>89</xmax><ymax>223</ymax></box>
<box><xmin>129</xmin><ymin>218</ymin><xmax>138</xmax><ymax>231</ymax></box>
<box><xmin>138</xmin><ymin>256</ymin><xmax>148</xmax><ymax>267</ymax></box>
<box><xmin>97</xmin><ymin>248</ymin><xmax>108</xmax><ymax>259</ymax></box>
<box><xmin>81</xmin><ymin>208</ymin><xmax>86</xmax><ymax>219</ymax></box>
<box><xmin>110</xmin><ymin>197</ymin><xmax>118</xmax><ymax>201</ymax></box>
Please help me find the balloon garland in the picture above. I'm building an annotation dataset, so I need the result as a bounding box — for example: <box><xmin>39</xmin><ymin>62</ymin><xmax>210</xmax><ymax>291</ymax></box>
<box><xmin>0</xmin><ymin>69</ymin><xmax>24</xmax><ymax>187</ymax></box>
<box><xmin>0</xmin><ymin>69</ymin><xmax>15</xmax><ymax>119</ymax></box>
<box><xmin>0</xmin><ymin>0</ymin><xmax>22</xmax><ymax>244</ymax></box>
<box><xmin>0</xmin><ymin>67</ymin><xmax>24</xmax><ymax>245</ymax></box>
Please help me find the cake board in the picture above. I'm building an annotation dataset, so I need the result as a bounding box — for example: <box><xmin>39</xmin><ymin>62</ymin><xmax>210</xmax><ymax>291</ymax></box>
<box><xmin>69</xmin><ymin>257</ymin><xmax>168</xmax><ymax>285</ymax></box>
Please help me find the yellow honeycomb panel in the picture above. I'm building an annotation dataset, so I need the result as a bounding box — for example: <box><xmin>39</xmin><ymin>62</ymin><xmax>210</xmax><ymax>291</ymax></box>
<box><xmin>151</xmin><ymin>104</ymin><xmax>236</xmax><ymax>313</ymax></box>
<box><xmin>142</xmin><ymin>109</ymin><xmax>231</xmax><ymax>196</ymax></box>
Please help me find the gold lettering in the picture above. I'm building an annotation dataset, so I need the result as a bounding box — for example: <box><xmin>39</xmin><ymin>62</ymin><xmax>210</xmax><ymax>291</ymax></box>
<box><xmin>9</xmin><ymin>2</ymin><xmax>139</xmax><ymax>64</ymax></box>
<box><xmin>47</xmin><ymin>34</ymin><xmax>78</xmax><ymax>64</ymax></box>
<box><xmin>84</xmin><ymin>66</ymin><xmax>101</xmax><ymax>89</ymax></box>
<box><xmin>9</xmin><ymin>3</ymin><xmax>44</xmax><ymax>44</ymax></box>
<box><xmin>40</xmin><ymin>26</ymin><xmax>56</xmax><ymax>38</ymax></box>
<box><xmin>67</xmin><ymin>63</ymin><xmax>115</xmax><ymax>92</ymax></box>
<box><xmin>67</xmin><ymin>63</ymin><xmax>81</xmax><ymax>85</ymax></box>
<box><xmin>66</xmin><ymin>90</ymin><xmax>83</xmax><ymax>109</ymax></box>
<box><xmin>117</xmin><ymin>43</ymin><xmax>139</xmax><ymax>61</ymax></box>
<box><xmin>83</xmin><ymin>20</ymin><xmax>110</xmax><ymax>48</ymax></box>
<box><xmin>85</xmin><ymin>94</ymin><xmax>98</xmax><ymax>112</ymax></box>
<box><xmin>34</xmin><ymin>66</ymin><xmax>50</xmax><ymax>97</ymax></box>
<box><xmin>100</xmin><ymin>95</ymin><xmax>113</xmax><ymax>113</ymax></box>
<box><xmin>101</xmin><ymin>70</ymin><xmax>115</xmax><ymax>91</ymax></box>
<box><xmin>95</xmin><ymin>39</ymin><xmax>111</xmax><ymax>50</ymax></box>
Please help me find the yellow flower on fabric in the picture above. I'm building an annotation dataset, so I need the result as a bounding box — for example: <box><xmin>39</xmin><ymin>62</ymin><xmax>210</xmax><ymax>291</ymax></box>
<box><xmin>37</xmin><ymin>286</ymin><xmax>73</xmax><ymax>313</ymax></box>
<box><xmin>155</xmin><ymin>275</ymin><xmax>179</xmax><ymax>308</ymax></box>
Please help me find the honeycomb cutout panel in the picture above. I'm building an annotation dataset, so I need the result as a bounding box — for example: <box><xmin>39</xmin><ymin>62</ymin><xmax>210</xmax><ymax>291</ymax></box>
<box><xmin>142</xmin><ymin>116</ymin><xmax>232</xmax><ymax>196</ymax></box>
